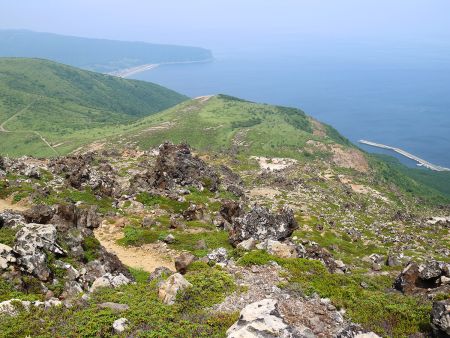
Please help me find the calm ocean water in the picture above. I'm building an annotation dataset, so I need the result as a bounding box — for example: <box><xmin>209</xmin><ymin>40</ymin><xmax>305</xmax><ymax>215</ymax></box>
<box><xmin>131</xmin><ymin>47</ymin><xmax>450</xmax><ymax>168</ymax></box>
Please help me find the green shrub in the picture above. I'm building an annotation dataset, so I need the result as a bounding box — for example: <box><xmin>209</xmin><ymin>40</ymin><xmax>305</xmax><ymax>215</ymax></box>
<box><xmin>180</xmin><ymin>267</ymin><xmax>236</xmax><ymax>310</ymax></box>
<box><xmin>82</xmin><ymin>236</ymin><xmax>101</xmax><ymax>262</ymax></box>
<box><xmin>0</xmin><ymin>227</ymin><xmax>18</xmax><ymax>246</ymax></box>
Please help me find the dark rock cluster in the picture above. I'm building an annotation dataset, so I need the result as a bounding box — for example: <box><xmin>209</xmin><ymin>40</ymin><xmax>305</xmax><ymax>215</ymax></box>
<box><xmin>229</xmin><ymin>204</ymin><xmax>298</xmax><ymax>246</ymax></box>
<box><xmin>140</xmin><ymin>142</ymin><xmax>220</xmax><ymax>192</ymax></box>
<box><xmin>394</xmin><ymin>261</ymin><xmax>450</xmax><ymax>295</ymax></box>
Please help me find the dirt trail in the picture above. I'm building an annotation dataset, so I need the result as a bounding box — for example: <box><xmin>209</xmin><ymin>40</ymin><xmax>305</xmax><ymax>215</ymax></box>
<box><xmin>0</xmin><ymin>101</ymin><xmax>36</xmax><ymax>133</ymax></box>
<box><xmin>94</xmin><ymin>222</ymin><xmax>176</xmax><ymax>273</ymax></box>
<box><xmin>0</xmin><ymin>199</ymin><xmax>28</xmax><ymax>212</ymax></box>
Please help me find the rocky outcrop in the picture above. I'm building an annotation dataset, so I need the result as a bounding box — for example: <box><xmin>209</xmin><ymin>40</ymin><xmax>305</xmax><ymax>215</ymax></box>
<box><xmin>229</xmin><ymin>205</ymin><xmax>298</xmax><ymax>246</ymax></box>
<box><xmin>394</xmin><ymin>261</ymin><xmax>450</xmax><ymax>295</ymax></box>
<box><xmin>145</xmin><ymin>142</ymin><xmax>220</xmax><ymax>192</ymax></box>
<box><xmin>431</xmin><ymin>299</ymin><xmax>450</xmax><ymax>337</ymax></box>
<box><xmin>226</xmin><ymin>299</ymin><xmax>299</xmax><ymax>338</ymax></box>
<box><xmin>158</xmin><ymin>273</ymin><xmax>192</xmax><ymax>305</ymax></box>
<box><xmin>1</xmin><ymin>208</ymin><xmax>131</xmax><ymax>299</ymax></box>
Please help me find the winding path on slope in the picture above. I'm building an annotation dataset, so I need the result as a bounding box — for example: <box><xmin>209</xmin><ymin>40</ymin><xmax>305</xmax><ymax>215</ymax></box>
<box><xmin>0</xmin><ymin>102</ymin><xmax>37</xmax><ymax>133</ymax></box>
<box><xmin>0</xmin><ymin>100</ymin><xmax>59</xmax><ymax>155</ymax></box>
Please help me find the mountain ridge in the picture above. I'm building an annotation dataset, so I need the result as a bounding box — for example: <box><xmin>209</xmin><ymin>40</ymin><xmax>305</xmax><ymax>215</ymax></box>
<box><xmin>0</xmin><ymin>29</ymin><xmax>212</xmax><ymax>72</ymax></box>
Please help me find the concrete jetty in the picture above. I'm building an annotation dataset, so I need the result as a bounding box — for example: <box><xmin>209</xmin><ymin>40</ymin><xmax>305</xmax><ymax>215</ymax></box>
<box><xmin>358</xmin><ymin>139</ymin><xmax>450</xmax><ymax>172</ymax></box>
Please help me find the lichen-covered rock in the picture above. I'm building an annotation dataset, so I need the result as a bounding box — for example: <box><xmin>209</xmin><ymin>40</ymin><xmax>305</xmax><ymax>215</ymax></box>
<box><xmin>431</xmin><ymin>299</ymin><xmax>450</xmax><ymax>337</ymax></box>
<box><xmin>419</xmin><ymin>260</ymin><xmax>442</xmax><ymax>280</ymax></box>
<box><xmin>98</xmin><ymin>302</ymin><xmax>129</xmax><ymax>312</ymax></box>
<box><xmin>158</xmin><ymin>273</ymin><xmax>192</xmax><ymax>305</ymax></box>
<box><xmin>229</xmin><ymin>205</ymin><xmax>298</xmax><ymax>246</ymax></box>
<box><xmin>14</xmin><ymin>223</ymin><xmax>66</xmax><ymax>281</ymax></box>
<box><xmin>226</xmin><ymin>299</ymin><xmax>298</xmax><ymax>338</ymax></box>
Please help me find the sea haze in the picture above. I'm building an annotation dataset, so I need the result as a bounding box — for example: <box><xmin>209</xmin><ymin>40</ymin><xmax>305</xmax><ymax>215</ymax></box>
<box><xmin>131</xmin><ymin>39</ymin><xmax>450</xmax><ymax>168</ymax></box>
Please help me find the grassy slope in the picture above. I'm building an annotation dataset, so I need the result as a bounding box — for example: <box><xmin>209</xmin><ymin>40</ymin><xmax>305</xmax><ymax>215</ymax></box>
<box><xmin>119</xmin><ymin>95</ymin><xmax>347</xmax><ymax>160</ymax></box>
<box><xmin>0</xmin><ymin>29</ymin><xmax>212</xmax><ymax>72</ymax></box>
<box><xmin>0</xmin><ymin>58</ymin><xmax>187</xmax><ymax>156</ymax></box>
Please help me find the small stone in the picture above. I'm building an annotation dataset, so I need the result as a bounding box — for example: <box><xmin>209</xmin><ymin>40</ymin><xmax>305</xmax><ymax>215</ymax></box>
<box><xmin>372</xmin><ymin>263</ymin><xmax>382</xmax><ymax>271</ymax></box>
<box><xmin>207</xmin><ymin>247</ymin><xmax>228</xmax><ymax>263</ymax></box>
<box><xmin>163</xmin><ymin>234</ymin><xmax>175</xmax><ymax>244</ymax></box>
<box><xmin>360</xmin><ymin>282</ymin><xmax>369</xmax><ymax>289</ymax></box>
<box><xmin>112</xmin><ymin>317</ymin><xmax>129</xmax><ymax>333</ymax></box>
<box><xmin>175</xmin><ymin>252</ymin><xmax>196</xmax><ymax>274</ymax></box>
<box><xmin>386</xmin><ymin>254</ymin><xmax>401</xmax><ymax>267</ymax></box>
<box><xmin>236</xmin><ymin>237</ymin><xmax>257</xmax><ymax>251</ymax></box>
<box><xmin>142</xmin><ymin>216</ymin><xmax>154</xmax><ymax>227</ymax></box>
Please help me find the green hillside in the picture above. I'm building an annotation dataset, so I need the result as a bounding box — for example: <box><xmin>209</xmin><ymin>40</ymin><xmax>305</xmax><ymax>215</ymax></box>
<box><xmin>0</xmin><ymin>58</ymin><xmax>188</xmax><ymax>156</ymax></box>
<box><xmin>118</xmin><ymin>94</ymin><xmax>351</xmax><ymax>160</ymax></box>
<box><xmin>0</xmin><ymin>30</ymin><xmax>212</xmax><ymax>72</ymax></box>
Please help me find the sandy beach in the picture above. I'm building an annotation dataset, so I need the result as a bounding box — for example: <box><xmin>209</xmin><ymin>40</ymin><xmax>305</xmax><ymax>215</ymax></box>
<box><xmin>108</xmin><ymin>58</ymin><xmax>213</xmax><ymax>78</ymax></box>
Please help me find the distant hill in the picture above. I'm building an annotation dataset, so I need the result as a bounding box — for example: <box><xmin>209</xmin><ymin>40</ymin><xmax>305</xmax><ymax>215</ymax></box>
<box><xmin>0</xmin><ymin>58</ymin><xmax>187</xmax><ymax>156</ymax></box>
<box><xmin>0</xmin><ymin>30</ymin><xmax>212</xmax><ymax>72</ymax></box>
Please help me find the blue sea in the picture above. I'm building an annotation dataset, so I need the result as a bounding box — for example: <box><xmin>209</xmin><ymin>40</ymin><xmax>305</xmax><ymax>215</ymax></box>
<box><xmin>131</xmin><ymin>41</ymin><xmax>450</xmax><ymax>168</ymax></box>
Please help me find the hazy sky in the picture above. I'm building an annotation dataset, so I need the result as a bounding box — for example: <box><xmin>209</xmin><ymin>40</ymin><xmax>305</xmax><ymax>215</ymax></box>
<box><xmin>2</xmin><ymin>0</ymin><xmax>450</xmax><ymax>52</ymax></box>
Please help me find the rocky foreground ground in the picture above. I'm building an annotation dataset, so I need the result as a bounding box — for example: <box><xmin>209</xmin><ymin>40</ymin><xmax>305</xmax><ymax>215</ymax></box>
<box><xmin>0</xmin><ymin>143</ymin><xmax>449</xmax><ymax>337</ymax></box>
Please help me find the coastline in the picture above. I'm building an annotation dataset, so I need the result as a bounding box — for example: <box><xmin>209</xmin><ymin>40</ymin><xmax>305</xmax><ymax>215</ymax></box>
<box><xmin>108</xmin><ymin>58</ymin><xmax>213</xmax><ymax>78</ymax></box>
